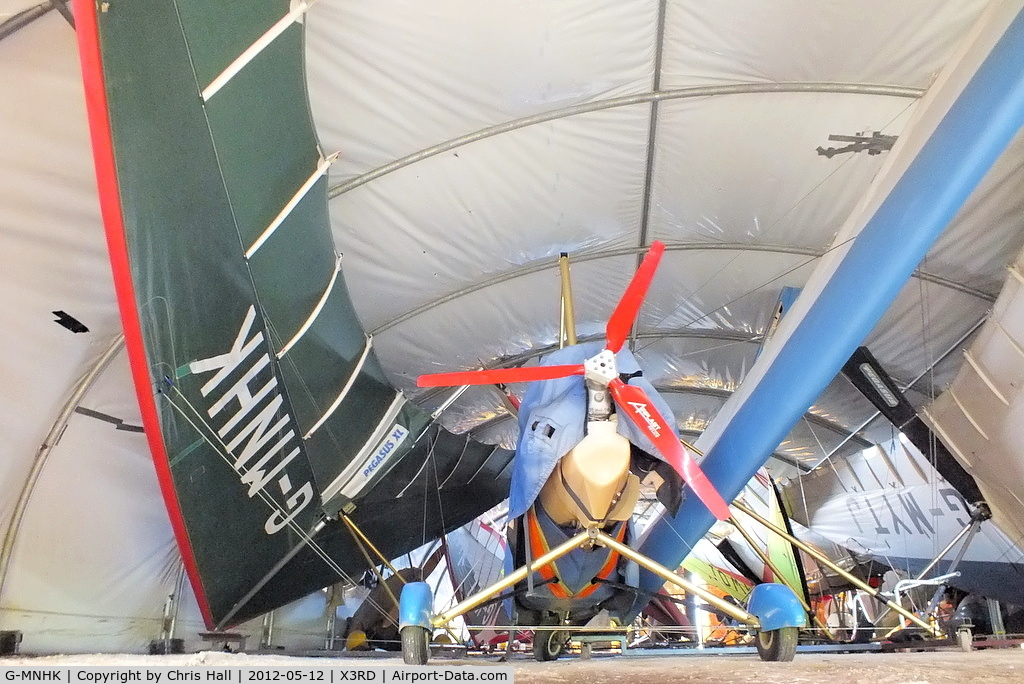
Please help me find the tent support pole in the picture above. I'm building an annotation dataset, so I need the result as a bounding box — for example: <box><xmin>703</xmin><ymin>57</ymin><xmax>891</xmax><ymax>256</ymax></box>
<box><xmin>558</xmin><ymin>252</ymin><xmax>577</xmax><ymax>348</ymax></box>
<box><xmin>159</xmin><ymin>560</ymin><xmax>186</xmax><ymax>653</ymax></box>
<box><xmin>0</xmin><ymin>334</ymin><xmax>124</xmax><ymax>604</ymax></box>
<box><xmin>260</xmin><ymin>610</ymin><xmax>275</xmax><ymax>650</ymax></box>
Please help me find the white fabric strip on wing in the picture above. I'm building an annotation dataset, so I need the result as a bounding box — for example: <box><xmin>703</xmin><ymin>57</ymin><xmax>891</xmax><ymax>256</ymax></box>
<box><xmin>320</xmin><ymin>393</ymin><xmax>407</xmax><ymax>501</ymax></box>
<box><xmin>277</xmin><ymin>252</ymin><xmax>343</xmax><ymax>359</ymax></box>
<box><xmin>246</xmin><ymin>152</ymin><xmax>338</xmax><ymax>259</ymax></box>
<box><xmin>202</xmin><ymin>0</ymin><xmax>316</xmax><ymax>102</ymax></box>
<box><xmin>302</xmin><ymin>335</ymin><xmax>373</xmax><ymax>440</ymax></box>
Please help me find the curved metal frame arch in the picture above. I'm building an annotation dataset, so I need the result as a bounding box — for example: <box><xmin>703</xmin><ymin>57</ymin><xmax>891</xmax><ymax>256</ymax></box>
<box><xmin>328</xmin><ymin>82</ymin><xmax>924</xmax><ymax>199</ymax></box>
<box><xmin>459</xmin><ymin>380</ymin><xmax>866</xmax><ymax>471</ymax></box>
<box><xmin>0</xmin><ymin>334</ymin><xmax>125</xmax><ymax>603</ymax></box>
<box><xmin>411</xmin><ymin>325</ymin><xmax>765</xmax><ymax>403</ymax></box>
<box><xmin>653</xmin><ymin>384</ymin><xmax>873</xmax><ymax>451</ymax></box>
<box><xmin>369</xmin><ymin>243</ymin><xmax>994</xmax><ymax>335</ymax></box>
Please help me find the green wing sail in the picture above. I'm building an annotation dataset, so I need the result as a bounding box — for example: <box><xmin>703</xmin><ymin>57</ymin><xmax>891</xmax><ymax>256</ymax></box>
<box><xmin>79</xmin><ymin>0</ymin><xmax>510</xmax><ymax>628</ymax></box>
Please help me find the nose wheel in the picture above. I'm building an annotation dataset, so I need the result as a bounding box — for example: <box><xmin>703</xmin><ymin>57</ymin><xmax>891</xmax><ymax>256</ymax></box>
<box><xmin>533</xmin><ymin>619</ymin><xmax>571</xmax><ymax>662</ymax></box>
<box><xmin>400</xmin><ymin>625</ymin><xmax>430</xmax><ymax>665</ymax></box>
<box><xmin>754</xmin><ymin>626</ymin><xmax>798</xmax><ymax>662</ymax></box>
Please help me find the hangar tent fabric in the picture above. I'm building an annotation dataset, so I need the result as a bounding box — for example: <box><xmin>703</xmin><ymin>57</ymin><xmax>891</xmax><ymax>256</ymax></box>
<box><xmin>3</xmin><ymin>0</ymin><xmax>1024</xmax><ymax>654</ymax></box>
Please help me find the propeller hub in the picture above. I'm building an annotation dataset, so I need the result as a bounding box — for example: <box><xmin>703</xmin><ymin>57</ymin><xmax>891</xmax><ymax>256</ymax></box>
<box><xmin>583</xmin><ymin>349</ymin><xmax>618</xmax><ymax>387</ymax></box>
<box><xmin>584</xmin><ymin>349</ymin><xmax>618</xmax><ymax>421</ymax></box>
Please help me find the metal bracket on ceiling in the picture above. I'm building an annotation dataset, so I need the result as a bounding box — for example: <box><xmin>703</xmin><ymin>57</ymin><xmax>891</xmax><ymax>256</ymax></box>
<box><xmin>816</xmin><ymin>131</ymin><xmax>898</xmax><ymax>158</ymax></box>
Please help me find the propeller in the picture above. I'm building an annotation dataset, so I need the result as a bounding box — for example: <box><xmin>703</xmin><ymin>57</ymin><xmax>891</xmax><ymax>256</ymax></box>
<box><xmin>607</xmin><ymin>379</ymin><xmax>730</xmax><ymax>520</ymax></box>
<box><xmin>416</xmin><ymin>364</ymin><xmax>584</xmax><ymax>388</ymax></box>
<box><xmin>605</xmin><ymin>240</ymin><xmax>664</xmax><ymax>353</ymax></box>
<box><xmin>417</xmin><ymin>240</ymin><xmax>730</xmax><ymax>520</ymax></box>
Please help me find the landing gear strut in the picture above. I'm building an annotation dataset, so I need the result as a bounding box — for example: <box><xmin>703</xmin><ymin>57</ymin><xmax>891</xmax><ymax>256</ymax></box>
<box><xmin>399</xmin><ymin>527</ymin><xmax>808</xmax><ymax>665</ymax></box>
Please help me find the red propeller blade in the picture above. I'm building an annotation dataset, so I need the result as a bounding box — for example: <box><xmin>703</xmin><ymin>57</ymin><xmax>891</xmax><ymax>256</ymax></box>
<box><xmin>417</xmin><ymin>364</ymin><xmax>584</xmax><ymax>388</ymax></box>
<box><xmin>604</xmin><ymin>240</ymin><xmax>666</xmax><ymax>353</ymax></box>
<box><xmin>608</xmin><ymin>378</ymin><xmax>731</xmax><ymax>520</ymax></box>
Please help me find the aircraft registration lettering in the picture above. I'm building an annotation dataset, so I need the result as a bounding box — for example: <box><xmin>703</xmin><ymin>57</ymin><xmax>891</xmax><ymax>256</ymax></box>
<box><xmin>860</xmin><ymin>493</ymin><xmax>891</xmax><ymax>536</ymax></box>
<box><xmin>845</xmin><ymin>498</ymin><xmax>866</xmax><ymax>534</ymax></box>
<box><xmin>940</xmin><ymin>487</ymin><xmax>970</xmax><ymax>527</ymax></box>
<box><xmin>846</xmin><ymin>488</ymin><xmax>964</xmax><ymax>540</ymax></box>
<box><xmin>188</xmin><ymin>305</ymin><xmax>315</xmax><ymax>535</ymax></box>
<box><xmin>899</xmin><ymin>491</ymin><xmax>935</xmax><ymax>535</ymax></box>
<box><xmin>881</xmin><ymin>494</ymin><xmax>914</xmax><ymax>536</ymax></box>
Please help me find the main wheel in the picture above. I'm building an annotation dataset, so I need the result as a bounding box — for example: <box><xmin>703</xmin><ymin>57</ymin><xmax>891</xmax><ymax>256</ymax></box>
<box><xmin>957</xmin><ymin>627</ymin><xmax>973</xmax><ymax>652</ymax></box>
<box><xmin>533</xmin><ymin>628</ymin><xmax>570</xmax><ymax>661</ymax></box>
<box><xmin>754</xmin><ymin>626</ymin><xmax>798</xmax><ymax>662</ymax></box>
<box><xmin>401</xmin><ymin>625</ymin><xmax>430</xmax><ymax>665</ymax></box>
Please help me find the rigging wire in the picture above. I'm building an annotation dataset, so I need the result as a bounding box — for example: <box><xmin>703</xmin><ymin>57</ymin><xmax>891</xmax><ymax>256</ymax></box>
<box><xmin>632</xmin><ymin>242</ymin><xmax>839</xmax><ymax>359</ymax></box>
<box><xmin>914</xmin><ymin>256</ymin><xmax>945</xmax><ymax>561</ymax></box>
<box><xmin>421</xmin><ymin>436</ymin><xmax>435</xmax><ymax>548</ymax></box>
<box><xmin>164</xmin><ymin>384</ymin><xmax>399</xmax><ymax>625</ymax></box>
<box><xmin>801</xmin><ymin>413</ymin><xmax>831</xmax><ymax>468</ymax></box>
<box><xmin>160</xmin><ymin>384</ymin><xmax>391</xmax><ymax>612</ymax></box>
<box><xmin>94</xmin><ymin>3</ymin><xmax>419</xmax><ymax>629</ymax></box>
<box><xmin>174</xmin><ymin>0</ymin><xmax>364</xmax><ymax>467</ymax></box>
<box><xmin>986</xmin><ymin>526</ymin><xmax>1024</xmax><ymax>579</ymax></box>
<box><xmin>432</xmin><ymin>441</ymin><xmax>451</xmax><ymax>536</ymax></box>
<box><xmin>639</xmin><ymin>108</ymin><xmax>898</xmax><ymax>339</ymax></box>
<box><xmin>418</xmin><ymin>434</ymin><xmax>450</xmax><ymax>558</ymax></box>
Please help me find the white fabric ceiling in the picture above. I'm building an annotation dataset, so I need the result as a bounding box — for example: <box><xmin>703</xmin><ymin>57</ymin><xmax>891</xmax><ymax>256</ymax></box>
<box><xmin>2</xmin><ymin>0</ymin><xmax>1024</xmax><ymax>653</ymax></box>
<box><xmin>306</xmin><ymin>0</ymin><xmax>1024</xmax><ymax>469</ymax></box>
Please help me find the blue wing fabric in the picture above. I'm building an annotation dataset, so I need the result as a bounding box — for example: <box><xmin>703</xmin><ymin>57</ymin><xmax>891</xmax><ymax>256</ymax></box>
<box><xmin>506</xmin><ymin>342</ymin><xmax>678</xmax><ymax>519</ymax></box>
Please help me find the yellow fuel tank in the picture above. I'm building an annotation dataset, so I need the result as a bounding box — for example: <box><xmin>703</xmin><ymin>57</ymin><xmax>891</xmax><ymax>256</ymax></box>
<box><xmin>538</xmin><ymin>419</ymin><xmax>639</xmax><ymax>527</ymax></box>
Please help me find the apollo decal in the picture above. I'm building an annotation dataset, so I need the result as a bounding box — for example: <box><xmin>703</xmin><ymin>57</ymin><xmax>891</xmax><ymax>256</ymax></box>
<box><xmin>188</xmin><ymin>305</ymin><xmax>315</xmax><ymax>534</ymax></box>
<box><xmin>626</xmin><ymin>401</ymin><xmax>662</xmax><ymax>437</ymax></box>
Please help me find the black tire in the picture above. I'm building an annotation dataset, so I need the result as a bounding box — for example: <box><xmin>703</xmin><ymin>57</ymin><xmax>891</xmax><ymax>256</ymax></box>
<box><xmin>533</xmin><ymin>628</ymin><xmax>570</xmax><ymax>661</ymax></box>
<box><xmin>401</xmin><ymin>626</ymin><xmax>430</xmax><ymax>665</ymax></box>
<box><xmin>754</xmin><ymin>626</ymin><xmax>798</xmax><ymax>662</ymax></box>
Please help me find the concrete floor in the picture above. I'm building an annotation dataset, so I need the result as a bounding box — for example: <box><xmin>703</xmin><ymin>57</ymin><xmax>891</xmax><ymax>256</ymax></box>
<box><xmin>4</xmin><ymin>647</ymin><xmax>1024</xmax><ymax>683</ymax></box>
<box><xmin>506</xmin><ymin>649</ymin><xmax>1024</xmax><ymax>683</ymax></box>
